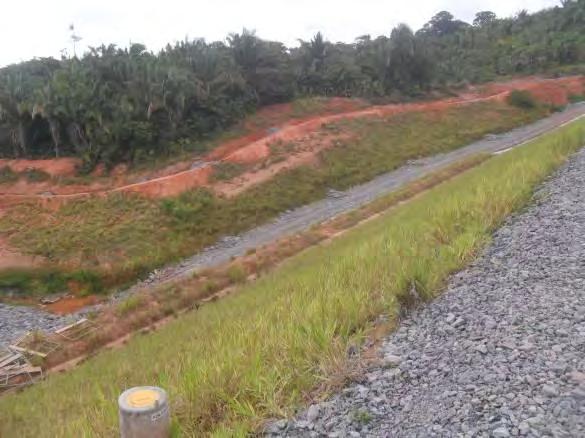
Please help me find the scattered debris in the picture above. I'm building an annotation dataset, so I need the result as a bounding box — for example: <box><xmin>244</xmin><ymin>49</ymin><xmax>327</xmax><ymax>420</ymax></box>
<box><xmin>0</xmin><ymin>318</ymin><xmax>100</xmax><ymax>390</ymax></box>
<box><xmin>40</xmin><ymin>293</ymin><xmax>65</xmax><ymax>305</ymax></box>
<box><xmin>55</xmin><ymin>318</ymin><xmax>97</xmax><ymax>342</ymax></box>
<box><xmin>0</xmin><ymin>347</ymin><xmax>43</xmax><ymax>389</ymax></box>
<box><xmin>327</xmin><ymin>189</ymin><xmax>346</xmax><ymax>199</ymax></box>
<box><xmin>10</xmin><ymin>332</ymin><xmax>60</xmax><ymax>358</ymax></box>
<box><xmin>190</xmin><ymin>160</ymin><xmax>211</xmax><ymax>170</ymax></box>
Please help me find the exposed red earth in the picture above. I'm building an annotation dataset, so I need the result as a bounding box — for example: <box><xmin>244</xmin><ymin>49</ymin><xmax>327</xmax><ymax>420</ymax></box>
<box><xmin>1</xmin><ymin>76</ymin><xmax>582</xmax><ymax>208</ymax></box>
<box><xmin>0</xmin><ymin>76</ymin><xmax>582</xmax><ymax>277</ymax></box>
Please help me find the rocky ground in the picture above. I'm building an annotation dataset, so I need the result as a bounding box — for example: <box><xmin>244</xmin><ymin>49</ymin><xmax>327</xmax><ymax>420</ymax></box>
<box><xmin>272</xmin><ymin>146</ymin><xmax>585</xmax><ymax>436</ymax></box>
<box><xmin>0</xmin><ymin>304</ymin><xmax>67</xmax><ymax>346</ymax></box>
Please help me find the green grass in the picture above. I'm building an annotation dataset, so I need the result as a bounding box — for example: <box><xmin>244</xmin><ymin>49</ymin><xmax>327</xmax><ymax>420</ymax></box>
<box><xmin>0</xmin><ymin>268</ymin><xmax>103</xmax><ymax>297</ymax></box>
<box><xmin>23</xmin><ymin>169</ymin><xmax>51</xmax><ymax>183</ymax></box>
<box><xmin>1</xmin><ymin>118</ymin><xmax>583</xmax><ymax>437</ymax></box>
<box><xmin>507</xmin><ymin>90</ymin><xmax>537</xmax><ymax>109</ymax></box>
<box><xmin>0</xmin><ymin>101</ymin><xmax>546</xmax><ymax>295</ymax></box>
<box><xmin>0</xmin><ymin>167</ymin><xmax>51</xmax><ymax>185</ymax></box>
<box><xmin>116</xmin><ymin>295</ymin><xmax>145</xmax><ymax>316</ymax></box>
<box><xmin>289</xmin><ymin>97</ymin><xmax>340</xmax><ymax>118</ymax></box>
<box><xmin>0</xmin><ymin>166</ymin><xmax>18</xmax><ymax>184</ymax></box>
<box><xmin>210</xmin><ymin>162</ymin><xmax>247</xmax><ymax>182</ymax></box>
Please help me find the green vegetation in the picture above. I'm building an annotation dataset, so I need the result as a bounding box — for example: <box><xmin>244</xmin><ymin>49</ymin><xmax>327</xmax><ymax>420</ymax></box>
<box><xmin>507</xmin><ymin>90</ymin><xmax>537</xmax><ymax>109</ymax></box>
<box><xmin>210</xmin><ymin>162</ymin><xmax>247</xmax><ymax>182</ymax></box>
<box><xmin>0</xmin><ymin>102</ymin><xmax>545</xmax><ymax>294</ymax></box>
<box><xmin>422</xmin><ymin>5</ymin><xmax>585</xmax><ymax>83</ymax></box>
<box><xmin>0</xmin><ymin>166</ymin><xmax>52</xmax><ymax>184</ymax></box>
<box><xmin>0</xmin><ymin>3</ymin><xmax>583</xmax><ymax>169</ymax></box>
<box><xmin>352</xmin><ymin>409</ymin><xmax>374</xmax><ymax>425</ymax></box>
<box><xmin>0</xmin><ymin>268</ymin><xmax>102</xmax><ymax>297</ymax></box>
<box><xmin>0</xmin><ymin>165</ymin><xmax>18</xmax><ymax>184</ymax></box>
<box><xmin>23</xmin><ymin>168</ymin><xmax>51</xmax><ymax>183</ymax></box>
<box><xmin>226</xmin><ymin>264</ymin><xmax>247</xmax><ymax>284</ymax></box>
<box><xmin>1</xmin><ymin>118</ymin><xmax>583</xmax><ymax>438</ymax></box>
<box><xmin>116</xmin><ymin>295</ymin><xmax>144</xmax><ymax>317</ymax></box>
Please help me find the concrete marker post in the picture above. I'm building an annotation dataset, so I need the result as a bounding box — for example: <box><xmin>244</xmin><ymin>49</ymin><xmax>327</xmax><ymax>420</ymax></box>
<box><xmin>119</xmin><ymin>386</ymin><xmax>170</xmax><ymax>438</ymax></box>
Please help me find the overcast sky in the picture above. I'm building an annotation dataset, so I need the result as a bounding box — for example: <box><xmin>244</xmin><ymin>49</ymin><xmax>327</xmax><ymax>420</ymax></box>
<box><xmin>1</xmin><ymin>0</ymin><xmax>561</xmax><ymax>67</ymax></box>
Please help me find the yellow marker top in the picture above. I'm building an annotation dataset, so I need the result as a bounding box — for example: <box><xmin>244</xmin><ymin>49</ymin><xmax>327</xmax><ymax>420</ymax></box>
<box><xmin>126</xmin><ymin>389</ymin><xmax>160</xmax><ymax>408</ymax></box>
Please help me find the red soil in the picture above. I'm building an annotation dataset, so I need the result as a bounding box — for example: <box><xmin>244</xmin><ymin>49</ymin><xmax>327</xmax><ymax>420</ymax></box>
<box><xmin>476</xmin><ymin>76</ymin><xmax>584</xmax><ymax>105</ymax></box>
<box><xmin>0</xmin><ymin>236</ymin><xmax>42</xmax><ymax>269</ymax></box>
<box><xmin>0</xmin><ymin>76</ymin><xmax>582</xmax><ymax>206</ymax></box>
<box><xmin>0</xmin><ymin>76</ymin><xmax>579</xmax><ymax>217</ymax></box>
<box><xmin>0</xmin><ymin>157</ymin><xmax>80</xmax><ymax>177</ymax></box>
<box><xmin>0</xmin><ymin>75</ymin><xmax>582</xmax><ymax>309</ymax></box>
<box><xmin>43</xmin><ymin>295</ymin><xmax>100</xmax><ymax>315</ymax></box>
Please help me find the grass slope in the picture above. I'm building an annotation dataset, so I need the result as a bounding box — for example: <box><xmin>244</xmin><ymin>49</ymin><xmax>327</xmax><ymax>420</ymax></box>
<box><xmin>0</xmin><ymin>102</ymin><xmax>544</xmax><ymax>295</ymax></box>
<box><xmin>1</xmin><ymin>118</ymin><xmax>583</xmax><ymax>437</ymax></box>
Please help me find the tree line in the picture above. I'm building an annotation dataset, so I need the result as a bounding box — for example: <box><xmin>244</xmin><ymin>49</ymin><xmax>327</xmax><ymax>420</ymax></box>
<box><xmin>0</xmin><ymin>1</ymin><xmax>583</xmax><ymax>169</ymax></box>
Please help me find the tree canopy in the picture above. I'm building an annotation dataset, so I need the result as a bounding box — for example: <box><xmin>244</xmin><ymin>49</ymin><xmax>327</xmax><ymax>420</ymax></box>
<box><xmin>1</xmin><ymin>1</ymin><xmax>584</xmax><ymax>169</ymax></box>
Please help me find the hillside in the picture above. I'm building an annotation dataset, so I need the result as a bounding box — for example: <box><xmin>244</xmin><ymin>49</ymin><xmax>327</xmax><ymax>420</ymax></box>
<box><xmin>0</xmin><ymin>2</ymin><xmax>584</xmax><ymax>171</ymax></box>
<box><xmin>0</xmin><ymin>2</ymin><xmax>585</xmax><ymax>435</ymax></box>
<box><xmin>1</xmin><ymin>115</ymin><xmax>584</xmax><ymax>437</ymax></box>
<box><xmin>1</xmin><ymin>77</ymin><xmax>583</xmax><ymax>298</ymax></box>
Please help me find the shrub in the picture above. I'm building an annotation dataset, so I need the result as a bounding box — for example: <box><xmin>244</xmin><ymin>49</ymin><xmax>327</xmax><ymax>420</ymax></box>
<box><xmin>23</xmin><ymin>169</ymin><xmax>51</xmax><ymax>183</ymax></box>
<box><xmin>568</xmin><ymin>93</ymin><xmax>584</xmax><ymax>104</ymax></box>
<box><xmin>227</xmin><ymin>264</ymin><xmax>247</xmax><ymax>284</ymax></box>
<box><xmin>67</xmin><ymin>270</ymin><xmax>104</xmax><ymax>295</ymax></box>
<box><xmin>201</xmin><ymin>279</ymin><xmax>219</xmax><ymax>294</ymax></box>
<box><xmin>507</xmin><ymin>90</ymin><xmax>537</xmax><ymax>109</ymax></box>
<box><xmin>0</xmin><ymin>269</ymin><xmax>67</xmax><ymax>296</ymax></box>
<box><xmin>160</xmin><ymin>189</ymin><xmax>216</xmax><ymax>223</ymax></box>
<box><xmin>0</xmin><ymin>166</ymin><xmax>18</xmax><ymax>184</ymax></box>
<box><xmin>116</xmin><ymin>296</ymin><xmax>144</xmax><ymax>316</ymax></box>
<box><xmin>211</xmin><ymin>162</ymin><xmax>246</xmax><ymax>181</ymax></box>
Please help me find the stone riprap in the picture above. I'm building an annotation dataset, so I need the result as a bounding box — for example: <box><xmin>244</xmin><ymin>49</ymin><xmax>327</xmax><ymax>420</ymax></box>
<box><xmin>275</xmin><ymin>148</ymin><xmax>585</xmax><ymax>436</ymax></box>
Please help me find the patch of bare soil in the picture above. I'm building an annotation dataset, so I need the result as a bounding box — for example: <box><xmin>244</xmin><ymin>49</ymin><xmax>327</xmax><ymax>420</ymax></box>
<box><xmin>0</xmin><ymin>236</ymin><xmax>41</xmax><ymax>270</ymax></box>
<box><xmin>43</xmin><ymin>295</ymin><xmax>100</xmax><ymax>315</ymax></box>
<box><xmin>0</xmin><ymin>157</ymin><xmax>79</xmax><ymax>177</ymax></box>
<box><xmin>0</xmin><ymin>207</ymin><xmax>43</xmax><ymax>269</ymax></box>
<box><xmin>214</xmin><ymin>130</ymin><xmax>352</xmax><ymax>197</ymax></box>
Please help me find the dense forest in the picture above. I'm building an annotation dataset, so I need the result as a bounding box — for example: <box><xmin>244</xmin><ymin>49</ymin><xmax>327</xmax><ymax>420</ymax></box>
<box><xmin>0</xmin><ymin>1</ymin><xmax>584</xmax><ymax>169</ymax></box>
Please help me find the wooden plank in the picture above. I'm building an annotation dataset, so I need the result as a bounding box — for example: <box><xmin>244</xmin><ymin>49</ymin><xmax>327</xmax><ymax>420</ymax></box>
<box><xmin>0</xmin><ymin>365</ymin><xmax>42</xmax><ymax>378</ymax></box>
<box><xmin>8</xmin><ymin>345</ymin><xmax>48</xmax><ymax>358</ymax></box>
<box><xmin>55</xmin><ymin>318</ymin><xmax>88</xmax><ymax>335</ymax></box>
<box><xmin>1</xmin><ymin>360</ymin><xmax>28</xmax><ymax>371</ymax></box>
<box><xmin>0</xmin><ymin>353</ymin><xmax>22</xmax><ymax>368</ymax></box>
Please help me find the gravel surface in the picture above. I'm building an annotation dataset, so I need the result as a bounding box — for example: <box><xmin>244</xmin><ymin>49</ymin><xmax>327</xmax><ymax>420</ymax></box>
<box><xmin>0</xmin><ymin>304</ymin><xmax>68</xmax><ymax>346</ymax></box>
<box><xmin>1</xmin><ymin>104</ymin><xmax>584</xmax><ymax>348</ymax></box>
<box><xmin>273</xmin><ymin>141</ymin><xmax>585</xmax><ymax>436</ymax></box>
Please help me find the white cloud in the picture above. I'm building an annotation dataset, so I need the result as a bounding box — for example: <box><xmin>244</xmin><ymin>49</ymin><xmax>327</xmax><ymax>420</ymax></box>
<box><xmin>0</xmin><ymin>0</ymin><xmax>561</xmax><ymax>67</ymax></box>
